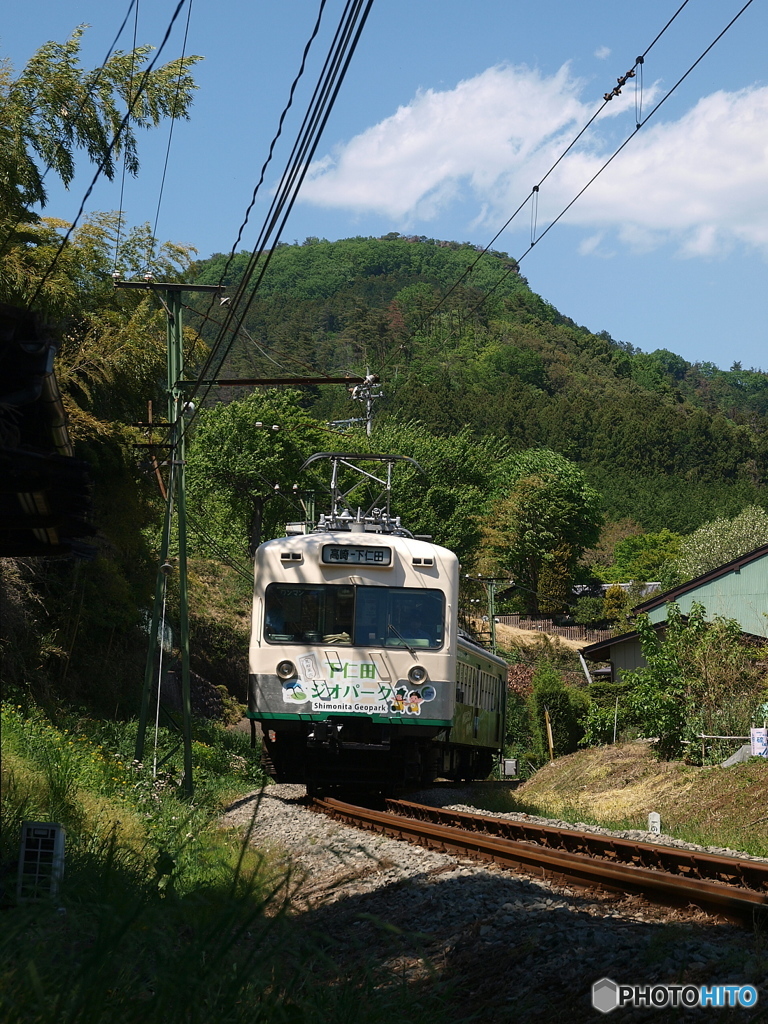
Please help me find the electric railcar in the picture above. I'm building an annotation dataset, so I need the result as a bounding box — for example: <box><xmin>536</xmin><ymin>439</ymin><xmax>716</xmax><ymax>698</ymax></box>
<box><xmin>247</xmin><ymin>454</ymin><xmax>508</xmax><ymax>792</ymax></box>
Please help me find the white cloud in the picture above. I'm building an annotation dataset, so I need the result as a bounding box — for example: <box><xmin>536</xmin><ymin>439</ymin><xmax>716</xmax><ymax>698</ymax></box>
<box><xmin>594</xmin><ymin>46</ymin><xmax>611</xmax><ymax>60</ymax></box>
<box><xmin>550</xmin><ymin>88</ymin><xmax>768</xmax><ymax>255</ymax></box>
<box><xmin>578</xmin><ymin>232</ymin><xmax>613</xmax><ymax>257</ymax></box>
<box><xmin>301</xmin><ymin>66</ymin><xmax>768</xmax><ymax>258</ymax></box>
<box><xmin>302</xmin><ymin>65</ymin><xmax>587</xmax><ymax>222</ymax></box>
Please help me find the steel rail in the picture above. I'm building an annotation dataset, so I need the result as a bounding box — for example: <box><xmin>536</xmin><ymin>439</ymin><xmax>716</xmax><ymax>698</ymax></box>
<box><xmin>312</xmin><ymin>797</ymin><xmax>768</xmax><ymax>928</ymax></box>
<box><xmin>387</xmin><ymin>799</ymin><xmax>768</xmax><ymax>894</ymax></box>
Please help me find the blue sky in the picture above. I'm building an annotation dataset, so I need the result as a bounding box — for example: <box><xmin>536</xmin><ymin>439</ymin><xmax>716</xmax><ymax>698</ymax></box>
<box><xmin>3</xmin><ymin>1</ymin><xmax>767</xmax><ymax>370</ymax></box>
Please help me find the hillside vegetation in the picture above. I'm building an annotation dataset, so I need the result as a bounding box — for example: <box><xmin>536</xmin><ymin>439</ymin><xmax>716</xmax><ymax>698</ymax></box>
<box><xmin>193</xmin><ymin>236</ymin><xmax>768</xmax><ymax>534</ymax></box>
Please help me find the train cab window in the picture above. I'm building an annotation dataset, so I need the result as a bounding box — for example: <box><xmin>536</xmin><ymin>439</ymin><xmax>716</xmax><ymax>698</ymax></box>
<box><xmin>354</xmin><ymin>587</ymin><xmax>444</xmax><ymax>649</ymax></box>
<box><xmin>264</xmin><ymin>584</ymin><xmax>353</xmax><ymax>644</ymax></box>
<box><xmin>264</xmin><ymin>583</ymin><xmax>444</xmax><ymax>648</ymax></box>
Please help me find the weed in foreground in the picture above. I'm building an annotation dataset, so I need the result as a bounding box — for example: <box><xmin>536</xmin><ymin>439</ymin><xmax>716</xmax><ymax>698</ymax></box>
<box><xmin>0</xmin><ymin>703</ymin><xmax>469</xmax><ymax>1023</ymax></box>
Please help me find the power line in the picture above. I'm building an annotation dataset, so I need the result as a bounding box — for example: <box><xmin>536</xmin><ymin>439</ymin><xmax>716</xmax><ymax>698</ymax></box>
<box><xmin>180</xmin><ymin>0</ymin><xmax>375</xmax><ymax>438</ymax></box>
<box><xmin>180</xmin><ymin>0</ymin><xmax>331</xmax><ymax>392</ymax></box>
<box><xmin>411</xmin><ymin>0</ymin><xmax>725</xmax><ymax>341</ymax></box>
<box><xmin>463</xmin><ymin>0</ymin><xmax>758</xmax><ymax>321</ymax></box>
<box><xmin>186</xmin><ymin>513</ymin><xmax>254</xmax><ymax>583</ymax></box>
<box><xmin>207</xmin><ymin>0</ymin><xmax>329</xmax><ymax>301</ymax></box>
<box><xmin>188</xmin><ymin>0</ymin><xmax>372</xmax><ymax>400</ymax></box>
<box><xmin>180</xmin><ymin>301</ymin><xmax>288</xmax><ymax>372</ymax></box>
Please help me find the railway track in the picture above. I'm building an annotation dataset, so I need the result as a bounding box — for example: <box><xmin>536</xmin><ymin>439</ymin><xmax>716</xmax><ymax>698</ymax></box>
<box><xmin>312</xmin><ymin>796</ymin><xmax>768</xmax><ymax>928</ymax></box>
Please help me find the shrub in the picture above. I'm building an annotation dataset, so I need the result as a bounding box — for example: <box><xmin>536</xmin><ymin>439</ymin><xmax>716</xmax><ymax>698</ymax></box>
<box><xmin>573</xmin><ymin>595</ymin><xmax>606</xmax><ymax>628</ymax></box>
<box><xmin>527</xmin><ymin>661</ymin><xmax>588</xmax><ymax>761</ymax></box>
<box><xmin>623</xmin><ymin>603</ymin><xmax>767</xmax><ymax>760</ymax></box>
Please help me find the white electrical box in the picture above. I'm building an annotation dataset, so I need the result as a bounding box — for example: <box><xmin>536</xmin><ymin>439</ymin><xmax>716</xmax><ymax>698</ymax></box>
<box><xmin>17</xmin><ymin>821</ymin><xmax>66</xmax><ymax>900</ymax></box>
<box><xmin>502</xmin><ymin>758</ymin><xmax>518</xmax><ymax>777</ymax></box>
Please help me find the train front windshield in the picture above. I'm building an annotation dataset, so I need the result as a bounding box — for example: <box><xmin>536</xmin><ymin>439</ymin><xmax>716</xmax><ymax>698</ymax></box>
<box><xmin>264</xmin><ymin>583</ymin><xmax>444</xmax><ymax>648</ymax></box>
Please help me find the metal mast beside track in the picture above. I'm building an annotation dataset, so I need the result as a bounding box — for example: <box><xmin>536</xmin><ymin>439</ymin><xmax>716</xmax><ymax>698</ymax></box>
<box><xmin>117</xmin><ymin>280</ymin><xmax>224</xmax><ymax>796</ymax></box>
<box><xmin>117</xmin><ymin>275</ymin><xmax>368</xmax><ymax>795</ymax></box>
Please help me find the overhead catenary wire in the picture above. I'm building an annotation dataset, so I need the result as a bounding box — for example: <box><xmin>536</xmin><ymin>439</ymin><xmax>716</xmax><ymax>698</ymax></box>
<box><xmin>198</xmin><ymin>0</ymin><xmax>364</xmax><ymax>332</ymax></box>
<box><xmin>183</xmin><ymin>0</ymin><xmax>340</xmax><ymax>390</ymax></box>
<box><xmin>186</xmin><ymin>513</ymin><xmax>254</xmax><ymax>583</ymax></box>
<box><xmin>180</xmin><ymin>301</ymin><xmax>288</xmax><ymax>372</ymax></box>
<box><xmin>200</xmin><ymin>0</ymin><xmax>329</xmax><ymax>311</ymax></box>
<box><xmin>169</xmin><ymin>0</ymin><xmax>331</xmax><ymax>398</ymax></box>
<box><xmin>463</xmin><ymin>0</ymin><xmax>757</xmax><ymax>321</ymax></box>
<box><xmin>409</xmin><ymin>0</ymin><xmax>712</xmax><ymax>339</ymax></box>
<box><xmin>186</xmin><ymin>9</ymin><xmax>372</xmax><ymax>411</ymax></box>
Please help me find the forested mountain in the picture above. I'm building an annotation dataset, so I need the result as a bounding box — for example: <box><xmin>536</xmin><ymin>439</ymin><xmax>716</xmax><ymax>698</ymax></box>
<box><xmin>191</xmin><ymin>236</ymin><xmax>768</xmax><ymax>535</ymax></box>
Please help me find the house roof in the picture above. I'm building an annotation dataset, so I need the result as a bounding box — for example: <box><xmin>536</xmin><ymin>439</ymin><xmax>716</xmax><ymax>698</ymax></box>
<box><xmin>581</xmin><ymin>621</ymin><xmax>666</xmax><ymax>661</ymax></box>
<box><xmin>582</xmin><ymin>620</ymin><xmax>768</xmax><ymax>661</ymax></box>
<box><xmin>632</xmin><ymin>543</ymin><xmax>768</xmax><ymax>615</ymax></box>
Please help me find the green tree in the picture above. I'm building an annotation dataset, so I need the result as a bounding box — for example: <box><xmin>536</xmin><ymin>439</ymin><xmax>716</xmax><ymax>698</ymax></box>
<box><xmin>351</xmin><ymin>420</ymin><xmax>512</xmax><ymax>566</ymax></box>
<box><xmin>482</xmin><ymin>449</ymin><xmax>603</xmax><ymax>613</ymax></box>
<box><xmin>537</xmin><ymin>543</ymin><xmax>573</xmax><ymax>615</ymax></box>
<box><xmin>580</xmin><ymin>517</ymin><xmax>644</xmax><ymax>576</ymax></box>
<box><xmin>185</xmin><ymin>392</ymin><xmax>330</xmax><ymax>561</ymax></box>
<box><xmin>602</xmin><ymin>584</ymin><xmax>628</xmax><ymax>625</ymax></box>
<box><xmin>0</xmin><ymin>213</ymin><xmax>199</xmax><ymax>436</ymax></box>
<box><xmin>573</xmin><ymin>595</ymin><xmax>608</xmax><ymax>628</ymax></box>
<box><xmin>624</xmin><ymin>602</ymin><xmax>766</xmax><ymax>759</ymax></box>
<box><xmin>0</xmin><ymin>28</ymin><xmax>201</xmax><ymax>223</ymax></box>
<box><xmin>581</xmin><ymin>679</ymin><xmax>636</xmax><ymax>745</ymax></box>
<box><xmin>527</xmin><ymin>661</ymin><xmax>587</xmax><ymax>761</ymax></box>
<box><xmin>672</xmin><ymin>505</ymin><xmax>768</xmax><ymax>583</ymax></box>
<box><xmin>602</xmin><ymin>528</ymin><xmax>682</xmax><ymax>584</ymax></box>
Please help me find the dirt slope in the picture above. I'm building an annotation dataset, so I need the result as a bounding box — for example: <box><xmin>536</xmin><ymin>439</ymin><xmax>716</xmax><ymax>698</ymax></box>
<box><xmin>494</xmin><ymin>621</ymin><xmax>589</xmax><ymax>652</ymax></box>
<box><xmin>510</xmin><ymin>741</ymin><xmax>768</xmax><ymax>856</ymax></box>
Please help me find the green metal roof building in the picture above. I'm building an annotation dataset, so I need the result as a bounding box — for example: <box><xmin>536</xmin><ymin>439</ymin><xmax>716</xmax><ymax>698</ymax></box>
<box><xmin>583</xmin><ymin>544</ymin><xmax>768</xmax><ymax>678</ymax></box>
<box><xmin>634</xmin><ymin>544</ymin><xmax>768</xmax><ymax>639</ymax></box>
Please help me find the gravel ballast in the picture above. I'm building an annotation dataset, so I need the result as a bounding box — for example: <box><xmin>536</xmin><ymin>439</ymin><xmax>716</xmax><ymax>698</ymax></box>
<box><xmin>223</xmin><ymin>785</ymin><xmax>767</xmax><ymax>1022</ymax></box>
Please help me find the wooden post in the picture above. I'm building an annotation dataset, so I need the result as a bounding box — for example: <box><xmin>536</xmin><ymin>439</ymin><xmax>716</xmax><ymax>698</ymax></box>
<box><xmin>544</xmin><ymin>706</ymin><xmax>555</xmax><ymax>761</ymax></box>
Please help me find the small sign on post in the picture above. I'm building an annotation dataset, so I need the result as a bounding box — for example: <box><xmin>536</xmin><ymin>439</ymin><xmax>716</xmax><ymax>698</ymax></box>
<box><xmin>648</xmin><ymin>812</ymin><xmax>661</xmax><ymax>835</ymax></box>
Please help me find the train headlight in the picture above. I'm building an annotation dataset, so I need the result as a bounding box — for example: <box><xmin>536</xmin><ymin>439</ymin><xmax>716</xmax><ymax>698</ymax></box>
<box><xmin>408</xmin><ymin>665</ymin><xmax>428</xmax><ymax>684</ymax></box>
<box><xmin>276</xmin><ymin>660</ymin><xmax>297</xmax><ymax>680</ymax></box>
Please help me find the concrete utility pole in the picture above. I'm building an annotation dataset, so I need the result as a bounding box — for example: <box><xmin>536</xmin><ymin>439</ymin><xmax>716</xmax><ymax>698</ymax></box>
<box><xmin>349</xmin><ymin>372</ymin><xmax>382</xmax><ymax>435</ymax></box>
<box><xmin>465</xmin><ymin>574</ymin><xmax>506</xmax><ymax>655</ymax></box>
<box><xmin>118</xmin><ymin>280</ymin><xmax>224</xmax><ymax>796</ymax></box>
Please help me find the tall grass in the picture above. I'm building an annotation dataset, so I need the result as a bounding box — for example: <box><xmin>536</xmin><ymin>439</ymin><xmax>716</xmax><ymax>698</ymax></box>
<box><xmin>0</xmin><ymin>702</ymin><xmax>463</xmax><ymax>1024</ymax></box>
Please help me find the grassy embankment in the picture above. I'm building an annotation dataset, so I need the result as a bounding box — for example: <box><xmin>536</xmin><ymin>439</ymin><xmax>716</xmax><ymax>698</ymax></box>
<box><xmin>0</xmin><ymin>701</ymin><xmax>460</xmax><ymax>1024</ymax></box>
<box><xmin>476</xmin><ymin>741</ymin><xmax>768</xmax><ymax>857</ymax></box>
